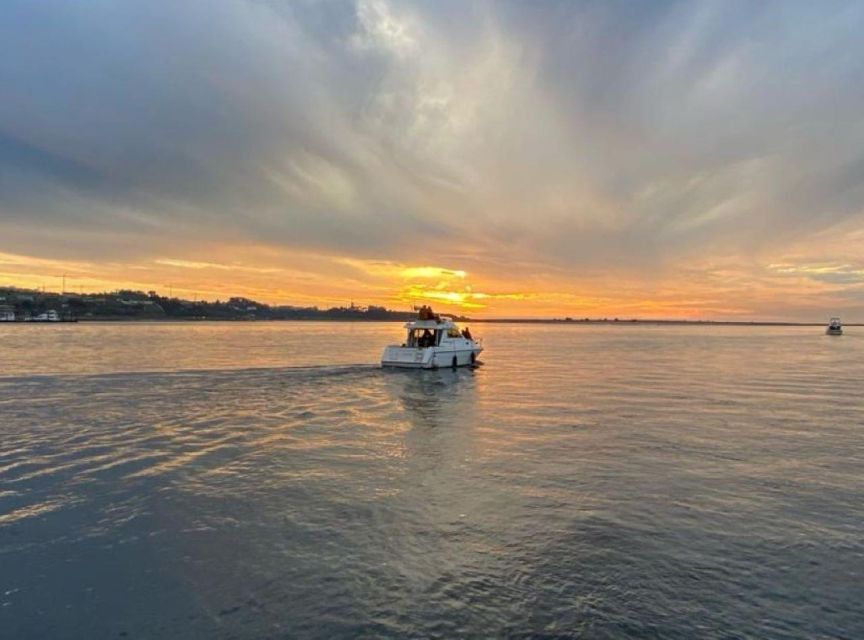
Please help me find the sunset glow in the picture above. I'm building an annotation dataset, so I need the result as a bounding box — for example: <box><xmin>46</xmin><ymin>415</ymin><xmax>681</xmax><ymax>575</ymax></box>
<box><xmin>2</xmin><ymin>1</ymin><xmax>864</xmax><ymax>320</ymax></box>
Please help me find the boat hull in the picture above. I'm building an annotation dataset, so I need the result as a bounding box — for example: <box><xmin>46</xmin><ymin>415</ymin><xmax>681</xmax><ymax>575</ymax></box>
<box><xmin>826</xmin><ymin>328</ymin><xmax>843</xmax><ymax>335</ymax></box>
<box><xmin>381</xmin><ymin>345</ymin><xmax>483</xmax><ymax>369</ymax></box>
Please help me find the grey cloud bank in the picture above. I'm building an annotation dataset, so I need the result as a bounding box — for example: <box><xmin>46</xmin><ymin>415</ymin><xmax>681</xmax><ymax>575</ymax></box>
<box><xmin>1</xmin><ymin>0</ymin><xmax>864</xmax><ymax>290</ymax></box>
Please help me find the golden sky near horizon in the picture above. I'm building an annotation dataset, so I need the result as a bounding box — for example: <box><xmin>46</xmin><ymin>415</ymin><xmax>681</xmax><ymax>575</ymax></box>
<box><xmin>4</xmin><ymin>226</ymin><xmax>863</xmax><ymax>319</ymax></box>
<box><xmin>2</xmin><ymin>1</ymin><xmax>864</xmax><ymax>319</ymax></box>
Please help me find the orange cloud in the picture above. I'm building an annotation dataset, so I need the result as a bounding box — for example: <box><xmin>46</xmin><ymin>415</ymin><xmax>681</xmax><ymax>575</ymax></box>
<box><xmin>397</xmin><ymin>284</ymin><xmax>530</xmax><ymax>310</ymax></box>
<box><xmin>1</xmin><ymin>244</ymin><xmax>860</xmax><ymax>321</ymax></box>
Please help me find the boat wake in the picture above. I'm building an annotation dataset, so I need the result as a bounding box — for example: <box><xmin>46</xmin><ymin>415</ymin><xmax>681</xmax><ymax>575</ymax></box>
<box><xmin>0</xmin><ymin>362</ymin><xmax>382</xmax><ymax>385</ymax></box>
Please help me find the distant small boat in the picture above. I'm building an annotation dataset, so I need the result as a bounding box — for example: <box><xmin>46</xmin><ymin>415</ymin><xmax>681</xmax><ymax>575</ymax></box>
<box><xmin>826</xmin><ymin>317</ymin><xmax>843</xmax><ymax>335</ymax></box>
<box><xmin>32</xmin><ymin>310</ymin><xmax>61</xmax><ymax>322</ymax></box>
<box><xmin>27</xmin><ymin>310</ymin><xmax>77</xmax><ymax>323</ymax></box>
<box><xmin>381</xmin><ymin>306</ymin><xmax>483</xmax><ymax>369</ymax></box>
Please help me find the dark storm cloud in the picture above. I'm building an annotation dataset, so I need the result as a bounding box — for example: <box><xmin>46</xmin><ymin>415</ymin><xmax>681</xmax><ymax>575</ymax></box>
<box><xmin>1</xmin><ymin>0</ymin><xmax>864</xmax><ymax>270</ymax></box>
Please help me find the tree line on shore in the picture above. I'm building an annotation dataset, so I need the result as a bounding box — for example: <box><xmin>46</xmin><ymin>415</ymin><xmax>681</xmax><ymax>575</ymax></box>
<box><xmin>0</xmin><ymin>287</ymin><xmax>422</xmax><ymax>321</ymax></box>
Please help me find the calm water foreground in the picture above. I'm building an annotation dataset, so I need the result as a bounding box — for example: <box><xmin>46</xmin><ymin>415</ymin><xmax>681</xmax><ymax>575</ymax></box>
<box><xmin>1</xmin><ymin>322</ymin><xmax>862</xmax><ymax>639</ymax></box>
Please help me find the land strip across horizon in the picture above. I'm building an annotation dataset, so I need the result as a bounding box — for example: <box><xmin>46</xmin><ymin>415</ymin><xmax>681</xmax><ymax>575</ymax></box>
<box><xmin>0</xmin><ymin>285</ymin><xmax>856</xmax><ymax>326</ymax></box>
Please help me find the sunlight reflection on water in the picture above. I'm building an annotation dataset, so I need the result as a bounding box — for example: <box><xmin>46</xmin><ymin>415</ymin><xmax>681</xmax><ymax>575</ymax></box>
<box><xmin>1</xmin><ymin>323</ymin><xmax>862</xmax><ymax>638</ymax></box>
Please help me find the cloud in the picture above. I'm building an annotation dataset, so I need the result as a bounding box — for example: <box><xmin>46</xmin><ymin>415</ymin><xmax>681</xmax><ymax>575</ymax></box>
<box><xmin>154</xmin><ymin>259</ymin><xmax>283</xmax><ymax>274</ymax></box>
<box><xmin>769</xmin><ymin>262</ymin><xmax>864</xmax><ymax>285</ymax></box>
<box><xmin>2</xmin><ymin>0</ymin><xmax>864</xmax><ymax>317</ymax></box>
<box><xmin>400</xmin><ymin>267</ymin><xmax>466</xmax><ymax>279</ymax></box>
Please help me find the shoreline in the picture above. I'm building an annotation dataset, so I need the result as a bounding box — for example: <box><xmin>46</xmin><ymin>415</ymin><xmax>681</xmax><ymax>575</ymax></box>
<box><xmin>3</xmin><ymin>317</ymin><xmax>858</xmax><ymax>327</ymax></box>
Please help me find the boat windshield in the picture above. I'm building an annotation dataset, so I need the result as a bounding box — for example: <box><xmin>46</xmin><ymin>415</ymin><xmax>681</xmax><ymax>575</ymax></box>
<box><xmin>407</xmin><ymin>328</ymin><xmax>441</xmax><ymax>347</ymax></box>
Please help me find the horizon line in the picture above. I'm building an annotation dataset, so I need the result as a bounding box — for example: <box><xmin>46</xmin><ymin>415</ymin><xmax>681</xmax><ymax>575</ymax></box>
<box><xmin>0</xmin><ymin>284</ymin><xmax>853</xmax><ymax>326</ymax></box>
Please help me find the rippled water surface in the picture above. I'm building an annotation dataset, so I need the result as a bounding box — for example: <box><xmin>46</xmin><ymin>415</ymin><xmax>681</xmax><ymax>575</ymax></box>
<box><xmin>1</xmin><ymin>322</ymin><xmax>863</xmax><ymax>638</ymax></box>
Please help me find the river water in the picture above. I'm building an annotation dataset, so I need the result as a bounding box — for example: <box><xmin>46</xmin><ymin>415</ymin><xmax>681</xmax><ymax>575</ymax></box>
<box><xmin>1</xmin><ymin>322</ymin><xmax>862</xmax><ymax>638</ymax></box>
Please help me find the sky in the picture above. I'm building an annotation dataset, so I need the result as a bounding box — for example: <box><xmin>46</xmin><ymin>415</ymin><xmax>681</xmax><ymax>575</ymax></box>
<box><xmin>2</xmin><ymin>0</ymin><xmax>864</xmax><ymax>319</ymax></box>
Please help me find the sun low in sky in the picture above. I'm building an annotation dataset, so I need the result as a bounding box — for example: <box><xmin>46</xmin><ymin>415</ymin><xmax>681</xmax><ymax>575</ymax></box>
<box><xmin>2</xmin><ymin>1</ymin><xmax>864</xmax><ymax>320</ymax></box>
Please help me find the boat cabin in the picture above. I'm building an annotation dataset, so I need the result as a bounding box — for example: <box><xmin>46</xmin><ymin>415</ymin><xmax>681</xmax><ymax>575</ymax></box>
<box><xmin>404</xmin><ymin>319</ymin><xmax>471</xmax><ymax>348</ymax></box>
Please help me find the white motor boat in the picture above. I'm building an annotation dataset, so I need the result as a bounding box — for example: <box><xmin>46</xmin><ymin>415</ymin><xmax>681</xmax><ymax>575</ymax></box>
<box><xmin>381</xmin><ymin>308</ymin><xmax>483</xmax><ymax>369</ymax></box>
<box><xmin>33</xmin><ymin>310</ymin><xmax>61</xmax><ymax>322</ymax></box>
<box><xmin>826</xmin><ymin>317</ymin><xmax>843</xmax><ymax>335</ymax></box>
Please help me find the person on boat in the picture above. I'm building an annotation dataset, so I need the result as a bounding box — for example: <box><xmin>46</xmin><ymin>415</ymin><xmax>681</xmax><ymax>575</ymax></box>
<box><xmin>461</xmin><ymin>327</ymin><xmax>473</xmax><ymax>340</ymax></box>
<box><xmin>420</xmin><ymin>329</ymin><xmax>433</xmax><ymax>347</ymax></box>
